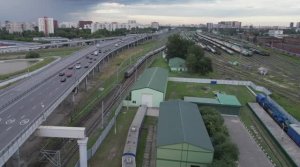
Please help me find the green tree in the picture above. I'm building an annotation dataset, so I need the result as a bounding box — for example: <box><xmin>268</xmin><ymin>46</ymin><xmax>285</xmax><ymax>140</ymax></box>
<box><xmin>166</xmin><ymin>34</ymin><xmax>194</xmax><ymax>60</ymax></box>
<box><xmin>25</xmin><ymin>51</ymin><xmax>40</xmax><ymax>58</ymax></box>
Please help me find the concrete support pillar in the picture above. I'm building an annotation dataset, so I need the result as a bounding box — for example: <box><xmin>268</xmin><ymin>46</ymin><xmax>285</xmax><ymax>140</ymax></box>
<box><xmin>85</xmin><ymin>77</ymin><xmax>88</xmax><ymax>90</ymax></box>
<box><xmin>11</xmin><ymin>149</ymin><xmax>21</xmax><ymax>167</ymax></box>
<box><xmin>77</xmin><ymin>137</ymin><xmax>88</xmax><ymax>167</ymax></box>
<box><xmin>72</xmin><ymin>93</ymin><xmax>76</xmax><ymax>103</ymax></box>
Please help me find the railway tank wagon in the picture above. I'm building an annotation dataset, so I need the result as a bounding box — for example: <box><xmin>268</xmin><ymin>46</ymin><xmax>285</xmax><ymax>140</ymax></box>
<box><xmin>256</xmin><ymin>94</ymin><xmax>300</xmax><ymax>147</ymax></box>
<box><xmin>122</xmin><ymin>106</ymin><xmax>147</xmax><ymax>167</ymax></box>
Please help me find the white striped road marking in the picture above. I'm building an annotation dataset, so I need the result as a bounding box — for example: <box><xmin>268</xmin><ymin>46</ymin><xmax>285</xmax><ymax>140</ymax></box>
<box><xmin>20</xmin><ymin>115</ymin><xmax>26</xmax><ymax>119</ymax></box>
<box><xmin>20</xmin><ymin>119</ymin><xmax>29</xmax><ymax>125</ymax></box>
<box><xmin>5</xmin><ymin>119</ymin><xmax>15</xmax><ymax>125</ymax></box>
<box><xmin>6</xmin><ymin>127</ymin><xmax>12</xmax><ymax>131</ymax></box>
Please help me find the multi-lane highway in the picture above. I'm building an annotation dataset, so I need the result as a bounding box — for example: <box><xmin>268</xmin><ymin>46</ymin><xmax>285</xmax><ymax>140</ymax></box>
<box><xmin>0</xmin><ymin>34</ymin><xmax>151</xmax><ymax>166</ymax></box>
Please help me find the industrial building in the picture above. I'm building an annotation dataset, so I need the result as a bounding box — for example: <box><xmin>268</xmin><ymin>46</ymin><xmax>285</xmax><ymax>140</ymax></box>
<box><xmin>184</xmin><ymin>93</ymin><xmax>242</xmax><ymax>115</ymax></box>
<box><xmin>169</xmin><ymin>57</ymin><xmax>187</xmax><ymax>72</ymax></box>
<box><xmin>128</xmin><ymin>67</ymin><xmax>168</xmax><ymax>107</ymax></box>
<box><xmin>157</xmin><ymin>100</ymin><xmax>214</xmax><ymax>167</ymax></box>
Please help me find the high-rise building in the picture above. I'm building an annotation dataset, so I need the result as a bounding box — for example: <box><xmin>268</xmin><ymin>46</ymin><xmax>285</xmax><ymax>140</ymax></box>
<box><xmin>78</xmin><ymin>21</ymin><xmax>93</xmax><ymax>29</ymax></box>
<box><xmin>151</xmin><ymin>22</ymin><xmax>160</xmax><ymax>29</ymax></box>
<box><xmin>218</xmin><ymin>21</ymin><xmax>242</xmax><ymax>28</ymax></box>
<box><xmin>207</xmin><ymin>23</ymin><xmax>214</xmax><ymax>30</ymax></box>
<box><xmin>290</xmin><ymin>22</ymin><xmax>294</xmax><ymax>28</ymax></box>
<box><xmin>296</xmin><ymin>22</ymin><xmax>300</xmax><ymax>28</ymax></box>
<box><xmin>38</xmin><ymin>17</ymin><xmax>54</xmax><ymax>36</ymax></box>
<box><xmin>53</xmin><ymin>20</ymin><xmax>58</xmax><ymax>29</ymax></box>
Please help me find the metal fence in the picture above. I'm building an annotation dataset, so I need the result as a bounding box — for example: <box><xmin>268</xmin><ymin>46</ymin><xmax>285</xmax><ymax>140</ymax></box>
<box><xmin>74</xmin><ymin>103</ymin><xmax>123</xmax><ymax>167</ymax></box>
<box><xmin>168</xmin><ymin>77</ymin><xmax>272</xmax><ymax>95</ymax></box>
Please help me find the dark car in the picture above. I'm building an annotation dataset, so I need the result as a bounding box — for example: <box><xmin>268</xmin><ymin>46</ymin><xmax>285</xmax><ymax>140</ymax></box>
<box><xmin>60</xmin><ymin>77</ymin><xmax>66</xmax><ymax>82</ymax></box>
<box><xmin>84</xmin><ymin>64</ymin><xmax>89</xmax><ymax>68</ymax></box>
<box><xmin>59</xmin><ymin>72</ymin><xmax>65</xmax><ymax>76</ymax></box>
<box><xmin>86</xmin><ymin>56</ymin><xmax>90</xmax><ymax>59</ymax></box>
<box><xmin>68</xmin><ymin>66</ymin><xmax>73</xmax><ymax>69</ymax></box>
<box><xmin>89</xmin><ymin>61</ymin><xmax>92</xmax><ymax>64</ymax></box>
<box><xmin>93</xmin><ymin>58</ymin><xmax>97</xmax><ymax>61</ymax></box>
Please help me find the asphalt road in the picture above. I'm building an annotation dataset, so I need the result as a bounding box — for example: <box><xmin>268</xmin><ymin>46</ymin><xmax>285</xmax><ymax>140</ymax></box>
<box><xmin>0</xmin><ymin>34</ymin><xmax>149</xmax><ymax>158</ymax></box>
<box><xmin>223</xmin><ymin>116</ymin><xmax>273</xmax><ymax>167</ymax></box>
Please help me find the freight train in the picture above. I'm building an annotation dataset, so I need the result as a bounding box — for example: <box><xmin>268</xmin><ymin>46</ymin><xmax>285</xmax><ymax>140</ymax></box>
<box><xmin>124</xmin><ymin>46</ymin><xmax>166</xmax><ymax>78</ymax></box>
<box><xmin>256</xmin><ymin>94</ymin><xmax>300</xmax><ymax>147</ymax></box>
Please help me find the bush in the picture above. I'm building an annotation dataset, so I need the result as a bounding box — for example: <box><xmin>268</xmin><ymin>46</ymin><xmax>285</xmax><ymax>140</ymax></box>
<box><xmin>25</xmin><ymin>51</ymin><xmax>40</xmax><ymax>59</ymax></box>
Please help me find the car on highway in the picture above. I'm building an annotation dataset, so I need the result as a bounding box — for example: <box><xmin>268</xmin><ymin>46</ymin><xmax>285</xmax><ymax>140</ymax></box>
<box><xmin>68</xmin><ymin>66</ymin><xmax>73</xmax><ymax>69</ymax></box>
<box><xmin>59</xmin><ymin>72</ymin><xmax>65</xmax><ymax>76</ymax></box>
<box><xmin>66</xmin><ymin>72</ymin><xmax>72</xmax><ymax>77</ymax></box>
<box><xmin>115</xmin><ymin>43</ymin><xmax>119</xmax><ymax>47</ymax></box>
<box><xmin>60</xmin><ymin>77</ymin><xmax>66</xmax><ymax>82</ymax></box>
<box><xmin>89</xmin><ymin>61</ymin><xmax>92</xmax><ymax>64</ymax></box>
<box><xmin>93</xmin><ymin>58</ymin><xmax>97</xmax><ymax>61</ymax></box>
<box><xmin>75</xmin><ymin>64</ymin><xmax>81</xmax><ymax>69</ymax></box>
<box><xmin>86</xmin><ymin>56</ymin><xmax>90</xmax><ymax>59</ymax></box>
<box><xmin>84</xmin><ymin>64</ymin><xmax>89</xmax><ymax>68</ymax></box>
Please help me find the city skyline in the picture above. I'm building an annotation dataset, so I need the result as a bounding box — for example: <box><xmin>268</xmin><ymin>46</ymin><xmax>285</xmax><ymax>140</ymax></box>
<box><xmin>0</xmin><ymin>0</ymin><xmax>299</xmax><ymax>26</ymax></box>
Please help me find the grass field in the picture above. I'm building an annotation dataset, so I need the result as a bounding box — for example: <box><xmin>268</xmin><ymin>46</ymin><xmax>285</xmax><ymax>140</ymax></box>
<box><xmin>0</xmin><ymin>47</ymin><xmax>83</xmax><ymax>83</ymax></box>
<box><xmin>88</xmin><ymin>107</ymin><xmax>137</xmax><ymax>167</ymax></box>
<box><xmin>150</xmin><ymin>48</ymin><xmax>300</xmax><ymax>121</ymax></box>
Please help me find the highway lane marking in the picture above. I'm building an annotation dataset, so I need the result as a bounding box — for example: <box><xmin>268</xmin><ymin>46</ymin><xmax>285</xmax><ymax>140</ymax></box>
<box><xmin>7</xmin><ymin>114</ymin><xmax>11</xmax><ymax>118</ymax></box>
<box><xmin>20</xmin><ymin>119</ymin><xmax>29</xmax><ymax>125</ymax></box>
<box><xmin>5</xmin><ymin>118</ymin><xmax>15</xmax><ymax>125</ymax></box>
<box><xmin>6</xmin><ymin>127</ymin><xmax>12</xmax><ymax>131</ymax></box>
<box><xmin>20</xmin><ymin>115</ymin><xmax>26</xmax><ymax>119</ymax></box>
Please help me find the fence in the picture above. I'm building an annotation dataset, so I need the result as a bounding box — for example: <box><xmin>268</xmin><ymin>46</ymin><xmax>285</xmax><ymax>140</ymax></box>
<box><xmin>74</xmin><ymin>103</ymin><xmax>123</xmax><ymax>167</ymax></box>
<box><xmin>168</xmin><ymin>77</ymin><xmax>272</xmax><ymax>95</ymax></box>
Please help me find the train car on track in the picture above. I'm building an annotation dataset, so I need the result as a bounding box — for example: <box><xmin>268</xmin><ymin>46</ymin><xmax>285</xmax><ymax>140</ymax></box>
<box><xmin>124</xmin><ymin>46</ymin><xmax>166</xmax><ymax>78</ymax></box>
<box><xmin>256</xmin><ymin>94</ymin><xmax>300</xmax><ymax>147</ymax></box>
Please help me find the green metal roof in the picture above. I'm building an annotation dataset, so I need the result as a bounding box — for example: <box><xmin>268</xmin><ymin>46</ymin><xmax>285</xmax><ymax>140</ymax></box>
<box><xmin>184</xmin><ymin>94</ymin><xmax>241</xmax><ymax>107</ymax></box>
<box><xmin>168</xmin><ymin>57</ymin><xmax>186</xmax><ymax>68</ymax></box>
<box><xmin>217</xmin><ymin>93</ymin><xmax>241</xmax><ymax>106</ymax></box>
<box><xmin>131</xmin><ymin>67</ymin><xmax>168</xmax><ymax>93</ymax></box>
<box><xmin>157</xmin><ymin>100</ymin><xmax>214</xmax><ymax>151</ymax></box>
<box><xmin>184</xmin><ymin>96</ymin><xmax>219</xmax><ymax>104</ymax></box>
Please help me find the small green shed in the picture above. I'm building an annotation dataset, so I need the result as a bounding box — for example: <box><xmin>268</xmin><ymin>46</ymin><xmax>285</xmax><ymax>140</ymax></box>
<box><xmin>157</xmin><ymin>100</ymin><xmax>214</xmax><ymax>167</ymax></box>
<box><xmin>129</xmin><ymin>67</ymin><xmax>168</xmax><ymax>107</ymax></box>
<box><xmin>169</xmin><ymin>57</ymin><xmax>187</xmax><ymax>72</ymax></box>
<box><xmin>184</xmin><ymin>93</ymin><xmax>242</xmax><ymax>115</ymax></box>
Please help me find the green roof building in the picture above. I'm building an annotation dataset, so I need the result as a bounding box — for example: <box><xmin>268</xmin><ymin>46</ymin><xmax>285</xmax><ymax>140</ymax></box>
<box><xmin>157</xmin><ymin>100</ymin><xmax>214</xmax><ymax>167</ymax></box>
<box><xmin>129</xmin><ymin>67</ymin><xmax>168</xmax><ymax>107</ymax></box>
<box><xmin>184</xmin><ymin>93</ymin><xmax>242</xmax><ymax>115</ymax></box>
<box><xmin>169</xmin><ymin>57</ymin><xmax>187</xmax><ymax>72</ymax></box>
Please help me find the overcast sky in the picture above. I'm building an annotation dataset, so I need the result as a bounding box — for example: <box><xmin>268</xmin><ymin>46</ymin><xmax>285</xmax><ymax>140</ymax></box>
<box><xmin>0</xmin><ymin>0</ymin><xmax>299</xmax><ymax>26</ymax></box>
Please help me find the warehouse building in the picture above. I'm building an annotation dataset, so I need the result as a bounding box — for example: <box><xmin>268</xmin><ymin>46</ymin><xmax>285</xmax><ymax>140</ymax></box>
<box><xmin>157</xmin><ymin>100</ymin><xmax>214</xmax><ymax>167</ymax></box>
<box><xmin>184</xmin><ymin>93</ymin><xmax>242</xmax><ymax>115</ymax></box>
<box><xmin>128</xmin><ymin>67</ymin><xmax>168</xmax><ymax>107</ymax></box>
<box><xmin>169</xmin><ymin>57</ymin><xmax>187</xmax><ymax>72</ymax></box>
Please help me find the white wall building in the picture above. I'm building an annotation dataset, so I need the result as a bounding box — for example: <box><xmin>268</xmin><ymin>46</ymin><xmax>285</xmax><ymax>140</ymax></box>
<box><xmin>59</xmin><ymin>22</ymin><xmax>77</xmax><ymax>28</ymax></box>
<box><xmin>268</xmin><ymin>30</ymin><xmax>284</xmax><ymax>38</ymax></box>
<box><xmin>151</xmin><ymin>22</ymin><xmax>160</xmax><ymax>29</ymax></box>
<box><xmin>38</xmin><ymin>17</ymin><xmax>54</xmax><ymax>36</ymax></box>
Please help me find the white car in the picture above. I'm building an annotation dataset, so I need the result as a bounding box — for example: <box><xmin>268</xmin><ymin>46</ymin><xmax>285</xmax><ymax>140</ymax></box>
<box><xmin>75</xmin><ymin>65</ymin><xmax>81</xmax><ymax>69</ymax></box>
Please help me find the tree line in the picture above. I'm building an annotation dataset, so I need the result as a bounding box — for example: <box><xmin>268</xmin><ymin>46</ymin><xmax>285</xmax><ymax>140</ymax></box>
<box><xmin>0</xmin><ymin>27</ymin><xmax>158</xmax><ymax>42</ymax></box>
<box><xmin>201</xmin><ymin>107</ymin><xmax>239</xmax><ymax>167</ymax></box>
<box><xmin>166</xmin><ymin>34</ymin><xmax>213</xmax><ymax>75</ymax></box>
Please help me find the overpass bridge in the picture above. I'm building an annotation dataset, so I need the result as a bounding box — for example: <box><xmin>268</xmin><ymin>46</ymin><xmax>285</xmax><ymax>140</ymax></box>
<box><xmin>0</xmin><ymin>33</ymin><xmax>153</xmax><ymax>166</ymax></box>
